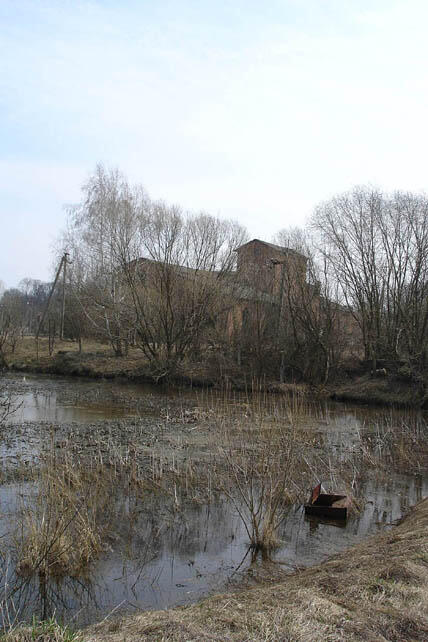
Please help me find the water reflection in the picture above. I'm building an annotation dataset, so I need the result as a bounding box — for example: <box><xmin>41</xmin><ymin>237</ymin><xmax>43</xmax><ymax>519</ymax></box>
<box><xmin>1</xmin><ymin>470</ymin><xmax>426</xmax><ymax>627</ymax></box>
<box><xmin>10</xmin><ymin>389</ymin><xmax>137</xmax><ymax>424</ymax></box>
<box><xmin>0</xmin><ymin>374</ymin><xmax>427</xmax><ymax>627</ymax></box>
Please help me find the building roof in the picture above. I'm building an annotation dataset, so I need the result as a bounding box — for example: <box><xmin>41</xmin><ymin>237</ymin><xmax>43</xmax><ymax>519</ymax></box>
<box><xmin>235</xmin><ymin>238</ymin><xmax>307</xmax><ymax>260</ymax></box>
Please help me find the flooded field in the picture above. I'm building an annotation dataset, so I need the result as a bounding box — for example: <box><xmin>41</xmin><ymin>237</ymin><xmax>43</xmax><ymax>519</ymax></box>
<box><xmin>0</xmin><ymin>373</ymin><xmax>427</xmax><ymax>629</ymax></box>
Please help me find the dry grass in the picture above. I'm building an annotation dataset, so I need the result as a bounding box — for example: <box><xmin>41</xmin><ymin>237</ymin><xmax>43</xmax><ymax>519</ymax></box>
<box><xmin>12</xmin><ymin>456</ymin><xmax>113</xmax><ymax>580</ymax></box>
<box><xmin>14</xmin><ymin>499</ymin><xmax>103</xmax><ymax>581</ymax></box>
<box><xmin>7</xmin><ymin>422</ymin><xmax>217</xmax><ymax>585</ymax></box>
<box><xmin>9</xmin><ymin>337</ymin><xmax>109</xmax><ymax>362</ymax></box>
<box><xmin>85</xmin><ymin>497</ymin><xmax>428</xmax><ymax>642</ymax></box>
<box><xmin>1</xmin><ymin>617</ymin><xmax>82</xmax><ymax>641</ymax></box>
<box><xmin>7</xmin><ymin>336</ymin><xmax>146</xmax><ymax>379</ymax></box>
<box><xmin>332</xmin><ymin>373</ymin><xmax>426</xmax><ymax>408</ymax></box>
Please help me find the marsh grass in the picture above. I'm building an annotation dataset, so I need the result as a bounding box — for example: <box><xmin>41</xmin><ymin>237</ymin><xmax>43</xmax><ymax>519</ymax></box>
<box><xmin>144</xmin><ymin>389</ymin><xmax>428</xmax><ymax>558</ymax></box>
<box><xmin>218</xmin><ymin>419</ymin><xmax>300</xmax><ymax>558</ymax></box>
<box><xmin>200</xmin><ymin>392</ymin><xmax>428</xmax><ymax>559</ymax></box>
<box><xmin>8</xmin><ymin>425</ymin><xmax>218</xmax><ymax>591</ymax></box>
<box><xmin>360</xmin><ymin>412</ymin><xmax>428</xmax><ymax>473</ymax></box>
<box><xmin>1</xmin><ymin>384</ymin><xmax>428</xmax><ymax>630</ymax></box>
<box><xmin>12</xmin><ymin>448</ymin><xmax>123</xmax><ymax>581</ymax></box>
<box><xmin>1</xmin><ymin>616</ymin><xmax>82</xmax><ymax>641</ymax></box>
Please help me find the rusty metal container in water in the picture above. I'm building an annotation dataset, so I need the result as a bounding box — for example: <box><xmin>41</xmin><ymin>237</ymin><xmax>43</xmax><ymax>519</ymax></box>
<box><xmin>304</xmin><ymin>483</ymin><xmax>351</xmax><ymax>520</ymax></box>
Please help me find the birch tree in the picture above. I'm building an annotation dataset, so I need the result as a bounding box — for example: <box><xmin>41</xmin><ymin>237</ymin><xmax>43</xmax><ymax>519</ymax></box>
<box><xmin>62</xmin><ymin>164</ymin><xmax>247</xmax><ymax>372</ymax></box>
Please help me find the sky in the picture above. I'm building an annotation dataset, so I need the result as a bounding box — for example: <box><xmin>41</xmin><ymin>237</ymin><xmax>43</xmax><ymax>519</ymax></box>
<box><xmin>2</xmin><ymin>0</ymin><xmax>428</xmax><ymax>287</ymax></box>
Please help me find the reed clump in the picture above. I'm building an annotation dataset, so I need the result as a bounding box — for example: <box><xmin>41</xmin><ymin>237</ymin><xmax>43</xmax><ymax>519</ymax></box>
<box><xmin>14</xmin><ymin>462</ymin><xmax>107</xmax><ymax>580</ymax></box>
<box><xmin>212</xmin><ymin>393</ymin><xmax>310</xmax><ymax>559</ymax></box>
<box><xmin>11</xmin><ymin>430</ymin><xmax>215</xmax><ymax>584</ymax></box>
<box><xmin>11</xmin><ymin>433</ymin><xmax>153</xmax><ymax>582</ymax></box>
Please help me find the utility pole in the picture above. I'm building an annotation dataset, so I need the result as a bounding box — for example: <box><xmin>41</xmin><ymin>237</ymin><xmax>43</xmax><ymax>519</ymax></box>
<box><xmin>60</xmin><ymin>252</ymin><xmax>70</xmax><ymax>340</ymax></box>
<box><xmin>35</xmin><ymin>252</ymin><xmax>70</xmax><ymax>359</ymax></box>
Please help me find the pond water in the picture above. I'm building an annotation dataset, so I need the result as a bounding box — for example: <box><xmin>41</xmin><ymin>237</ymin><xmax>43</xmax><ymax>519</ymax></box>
<box><xmin>2</xmin><ymin>375</ymin><xmax>148</xmax><ymax>423</ymax></box>
<box><xmin>0</xmin><ymin>373</ymin><xmax>427</xmax><ymax>627</ymax></box>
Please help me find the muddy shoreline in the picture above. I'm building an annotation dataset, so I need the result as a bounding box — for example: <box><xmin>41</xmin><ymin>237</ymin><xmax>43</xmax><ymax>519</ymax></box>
<box><xmin>7</xmin><ymin>348</ymin><xmax>216</xmax><ymax>388</ymax></box>
<box><xmin>7</xmin><ymin>343</ymin><xmax>427</xmax><ymax>409</ymax></box>
<box><xmin>331</xmin><ymin>372</ymin><xmax>428</xmax><ymax>408</ymax></box>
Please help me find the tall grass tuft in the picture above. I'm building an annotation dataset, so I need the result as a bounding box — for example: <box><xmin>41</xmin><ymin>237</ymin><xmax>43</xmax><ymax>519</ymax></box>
<box><xmin>215</xmin><ymin>392</ymin><xmax>305</xmax><ymax>559</ymax></box>
<box><xmin>1</xmin><ymin>616</ymin><xmax>82</xmax><ymax>641</ymax></box>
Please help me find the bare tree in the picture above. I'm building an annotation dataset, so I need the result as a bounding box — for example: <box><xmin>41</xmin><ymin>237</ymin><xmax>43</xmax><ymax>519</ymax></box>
<box><xmin>62</xmin><ymin>165</ymin><xmax>145</xmax><ymax>356</ymax></box>
<box><xmin>18</xmin><ymin>279</ymin><xmax>50</xmax><ymax>336</ymax></box>
<box><xmin>62</xmin><ymin>164</ymin><xmax>248</xmax><ymax>373</ymax></box>
<box><xmin>273</xmin><ymin>228</ymin><xmax>353</xmax><ymax>383</ymax></box>
<box><xmin>0</xmin><ymin>288</ymin><xmax>29</xmax><ymax>359</ymax></box>
<box><xmin>120</xmin><ymin>202</ymin><xmax>248</xmax><ymax>376</ymax></box>
<box><xmin>312</xmin><ymin>187</ymin><xmax>428</xmax><ymax>371</ymax></box>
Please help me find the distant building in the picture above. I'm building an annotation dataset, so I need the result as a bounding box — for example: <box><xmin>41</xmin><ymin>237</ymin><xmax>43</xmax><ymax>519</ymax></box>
<box><xmin>227</xmin><ymin>239</ymin><xmax>360</xmax><ymax>362</ymax></box>
<box><xmin>236</xmin><ymin>239</ymin><xmax>308</xmax><ymax>297</ymax></box>
<box><xmin>226</xmin><ymin>239</ymin><xmax>309</xmax><ymax>337</ymax></box>
<box><xmin>129</xmin><ymin>238</ymin><xmax>360</xmax><ymax>359</ymax></box>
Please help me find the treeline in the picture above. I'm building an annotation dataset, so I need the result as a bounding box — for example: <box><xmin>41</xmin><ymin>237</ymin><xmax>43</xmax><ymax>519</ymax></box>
<box><xmin>313</xmin><ymin>187</ymin><xmax>428</xmax><ymax>375</ymax></box>
<box><xmin>59</xmin><ymin>165</ymin><xmax>248</xmax><ymax>376</ymax></box>
<box><xmin>2</xmin><ymin>167</ymin><xmax>428</xmax><ymax>384</ymax></box>
<box><xmin>0</xmin><ymin>279</ymin><xmax>50</xmax><ymax>364</ymax></box>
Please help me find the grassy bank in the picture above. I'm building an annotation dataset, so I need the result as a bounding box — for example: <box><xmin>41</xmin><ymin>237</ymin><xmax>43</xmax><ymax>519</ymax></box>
<box><xmin>6</xmin><ymin>337</ymin><xmax>157</xmax><ymax>381</ymax></box>
<box><xmin>6</xmin><ymin>337</ymin><xmax>425</xmax><ymax>407</ymax></box>
<box><xmin>5</xmin><ymin>337</ymin><xmax>227</xmax><ymax>388</ymax></box>
<box><xmin>1</xmin><ymin>618</ymin><xmax>82</xmax><ymax>641</ymax></box>
<box><xmin>83</xmin><ymin>496</ymin><xmax>428</xmax><ymax>642</ymax></box>
<box><xmin>4</xmin><ymin>497</ymin><xmax>428</xmax><ymax>641</ymax></box>
<box><xmin>5</xmin><ymin>337</ymin><xmax>314</xmax><ymax>394</ymax></box>
<box><xmin>332</xmin><ymin>373</ymin><xmax>427</xmax><ymax>408</ymax></box>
